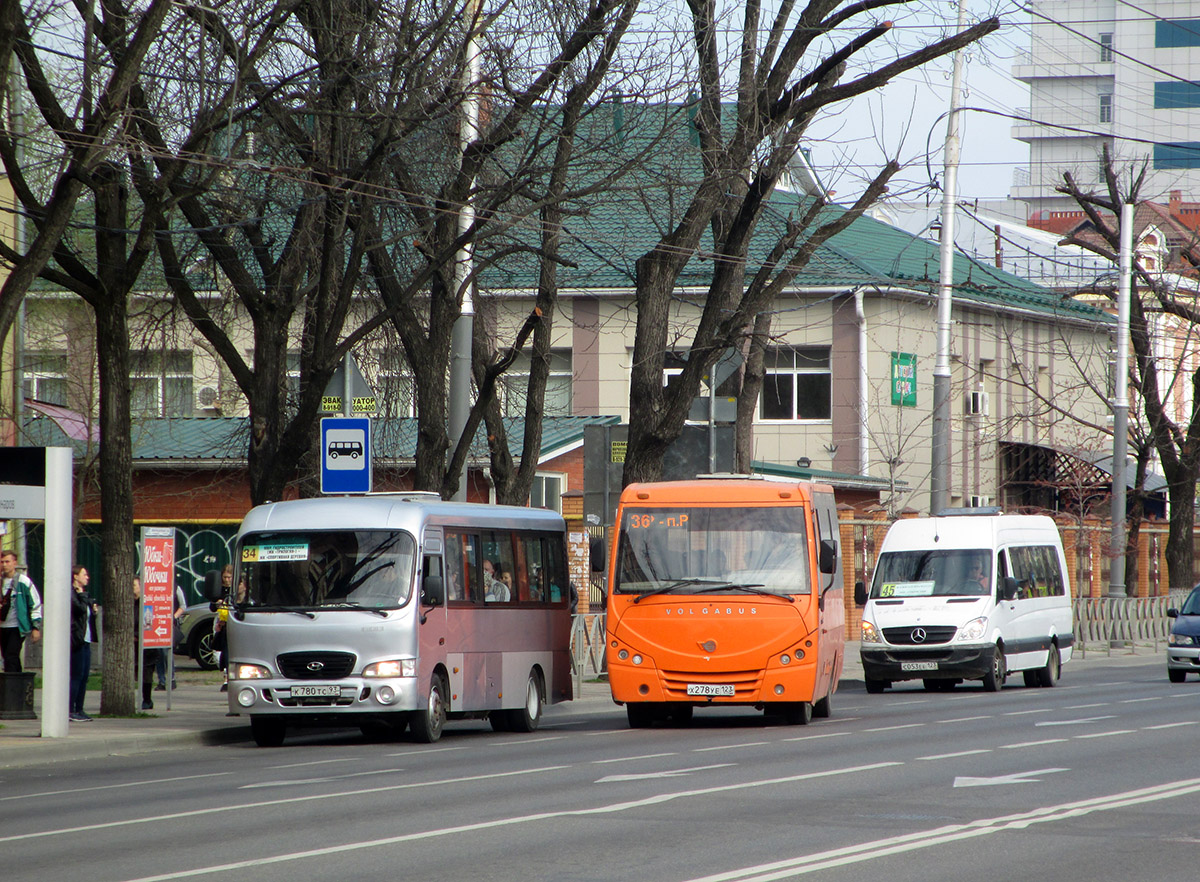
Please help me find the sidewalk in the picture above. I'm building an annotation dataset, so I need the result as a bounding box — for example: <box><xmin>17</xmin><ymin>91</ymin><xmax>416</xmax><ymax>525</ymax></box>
<box><xmin>0</xmin><ymin>643</ymin><xmax>1164</xmax><ymax>769</ymax></box>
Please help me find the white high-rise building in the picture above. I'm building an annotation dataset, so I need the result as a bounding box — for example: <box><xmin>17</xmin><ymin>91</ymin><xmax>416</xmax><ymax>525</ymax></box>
<box><xmin>1013</xmin><ymin>1</ymin><xmax>1200</xmax><ymax>217</ymax></box>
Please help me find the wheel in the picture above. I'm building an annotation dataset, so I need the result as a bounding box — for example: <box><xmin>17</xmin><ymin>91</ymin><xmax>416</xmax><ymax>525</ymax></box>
<box><xmin>626</xmin><ymin>703</ymin><xmax>656</xmax><ymax>728</ymax></box>
<box><xmin>505</xmin><ymin>670</ymin><xmax>543</xmax><ymax>733</ymax></box>
<box><xmin>812</xmin><ymin>691</ymin><xmax>832</xmax><ymax>718</ymax></box>
<box><xmin>1168</xmin><ymin>668</ymin><xmax>1187</xmax><ymax>683</ymax></box>
<box><xmin>411</xmin><ymin>673</ymin><xmax>448</xmax><ymax>743</ymax></box>
<box><xmin>250</xmin><ymin>716</ymin><xmax>286</xmax><ymax>747</ymax></box>
<box><xmin>773</xmin><ymin>702</ymin><xmax>811</xmax><ymax>725</ymax></box>
<box><xmin>982</xmin><ymin>647</ymin><xmax>1007</xmax><ymax>692</ymax></box>
<box><xmin>864</xmin><ymin>678</ymin><xmax>886</xmax><ymax>694</ymax></box>
<box><xmin>667</xmin><ymin>703</ymin><xmax>694</xmax><ymax>725</ymax></box>
<box><xmin>1036</xmin><ymin>644</ymin><xmax>1061</xmax><ymax>687</ymax></box>
<box><xmin>191</xmin><ymin>628</ymin><xmax>219</xmax><ymax>671</ymax></box>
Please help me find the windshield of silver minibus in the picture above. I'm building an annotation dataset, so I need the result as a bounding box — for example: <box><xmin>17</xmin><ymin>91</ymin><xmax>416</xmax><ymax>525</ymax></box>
<box><xmin>870</xmin><ymin>549</ymin><xmax>993</xmax><ymax>599</ymax></box>
<box><xmin>614</xmin><ymin>506</ymin><xmax>812</xmax><ymax>596</ymax></box>
<box><xmin>237</xmin><ymin>530</ymin><xmax>416</xmax><ymax>609</ymax></box>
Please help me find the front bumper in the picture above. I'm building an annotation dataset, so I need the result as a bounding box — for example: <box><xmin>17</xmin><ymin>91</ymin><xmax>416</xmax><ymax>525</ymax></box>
<box><xmin>226</xmin><ymin>677</ymin><xmax>421</xmax><ymax>717</ymax></box>
<box><xmin>1166</xmin><ymin>643</ymin><xmax>1200</xmax><ymax>673</ymax></box>
<box><xmin>860</xmin><ymin>643</ymin><xmax>997</xmax><ymax>683</ymax></box>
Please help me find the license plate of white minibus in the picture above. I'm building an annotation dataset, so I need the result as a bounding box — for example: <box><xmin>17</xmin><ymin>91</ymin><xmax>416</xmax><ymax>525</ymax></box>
<box><xmin>687</xmin><ymin>684</ymin><xmax>734</xmax><ymax>697</ymax></box>
<box><xmin>900</xmin><ymin>662</ymin><xmax>938</xmax><ymax>672</ymax></box>
<box><xmin>291</xmin><ymin>685</ymin><xmax>341</xmax><ymax>697</ymax></box>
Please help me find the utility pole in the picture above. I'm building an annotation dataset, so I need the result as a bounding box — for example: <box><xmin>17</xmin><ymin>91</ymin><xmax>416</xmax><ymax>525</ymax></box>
<box><xmin>931</xmin><ymin>0</ymin><xmax>969</xmax><ymax>517</ymax></box>
<box><xmin>446</xmin><ymin>0</ymin><xmax>483</xmax><ymax>501</ymax></box>
<box><xmin>1109</xmin><ymin>202</ymin><xmax>1133</xmax><ymax>646</ymax></box>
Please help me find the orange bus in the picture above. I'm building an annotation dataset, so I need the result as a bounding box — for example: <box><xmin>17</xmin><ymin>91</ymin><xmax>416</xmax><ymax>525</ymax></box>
<box><xmin>606</xmin><ymin>476</ymin><xmax>844</xmax><ymax>727</ymax></box>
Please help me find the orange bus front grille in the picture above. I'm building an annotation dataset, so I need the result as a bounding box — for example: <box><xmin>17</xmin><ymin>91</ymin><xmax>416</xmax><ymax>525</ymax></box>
<box><xmin>659</xmin><ymin>669</ymin><xmax>763</xmax><ymax>700</ymax></box>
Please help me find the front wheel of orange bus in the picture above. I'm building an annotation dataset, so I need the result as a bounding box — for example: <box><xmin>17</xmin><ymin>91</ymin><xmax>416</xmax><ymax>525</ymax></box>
<box><xmin>772</xmin><ymin>702</ymin><xmax>812</xmax><ymax>725</ymax></box>
<box><xmin>412</xmin><ymin>673</ymin><xmax>448</xmax><ymax>743</ymax></box>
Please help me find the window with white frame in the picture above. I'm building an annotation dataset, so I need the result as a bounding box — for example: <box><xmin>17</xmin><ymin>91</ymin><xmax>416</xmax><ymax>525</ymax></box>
<box><xmin>501</xmin><ymin>349</ymin><xmax>572</xmax><ymax>418</ymax></box>
<box><xmin>760</xmin><ymin>346</ymin><xmax>831</xmax><ymax>421</ymax></box>
<box><xmin>131</xmin><ymin>350</ymin><xmax>193</xmax><ymax>417</ymax></box>
<box><xmin>1099</xmin><ymin>32</ymin><xmax>1113</xmax><ymax>62</ymax></box>
<box><xmin>1099</xmin><ymin>93</ymin><xmax>1113</xmax><ymax>123</ymax></box>
<box><xmin>529</xmin><ymin>472</ymin><xmax>564</xmax><ymax>513</ymax></box>
<box><xmin>662</xmin><ymin>351</ymin><xmax>740</xmax><ymax>422</ymax></box>
<box><xmin>22</xmin><ymin>351</ymin><xmax>69</xmax><ymax>406</ymax></box>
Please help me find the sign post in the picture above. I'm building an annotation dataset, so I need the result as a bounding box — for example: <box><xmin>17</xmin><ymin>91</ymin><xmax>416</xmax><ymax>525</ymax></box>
<box><xmin>140</xmin><ymin>527</ymin><xmax>177</xmax><ymax>709</ymax></box>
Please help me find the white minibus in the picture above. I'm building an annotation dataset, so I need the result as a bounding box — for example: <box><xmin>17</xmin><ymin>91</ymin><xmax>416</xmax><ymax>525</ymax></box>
<box><xmin>854</xmin><ymin>510</ymin><xmax>1073</xmax><ymax>692</ymax></box>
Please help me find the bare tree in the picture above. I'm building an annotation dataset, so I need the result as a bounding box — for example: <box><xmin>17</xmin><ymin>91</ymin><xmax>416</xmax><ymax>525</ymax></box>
<box><xmin>620</xmin><ymin>1</ymin><xmax>999</xmax><ymax>485</ymax></box>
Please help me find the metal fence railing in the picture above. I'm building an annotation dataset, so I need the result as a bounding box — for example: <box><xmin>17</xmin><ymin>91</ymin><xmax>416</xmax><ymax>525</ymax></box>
<box><xmin>1071</xmin><ymin>591</ymin><xmax>1188</xmax><ymax>656</ymax></box>
<box><xmin>571</xmin><ymin>614</ymin><xmax>607</xmax><ymax>683</ymax></box>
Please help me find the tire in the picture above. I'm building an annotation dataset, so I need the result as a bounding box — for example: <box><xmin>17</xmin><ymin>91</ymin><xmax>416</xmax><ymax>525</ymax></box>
<box><xmin>411</xmin><ymin>673</ymin><xmax>448</xmax><ymax>743</ymax></box>
<box><xmin>191</xmin><ymin>628</ymin><xmax>219</xmax><ymax>671</ymax></box>
<box><xmin>505</xmin><ymin>670</ymin><xmax>543</xmax><ymax>733</ymax></box>
<box><xmin>982</xmin><ymin>647</ymin><xmax>1007</xmax><ymax>692</ymax></box>
<box><xmin>250</xmin><ymin>716</ymin><xmax>286</xmax><ymax>747</ymax></box>
<box><xmin>812</xmin><ymin>691</ymin><xmax>832</xmax><ymax>719</ymax></box>
<box><xmin>864</xmin><ymin>677</ymin><xmax>886</xmax><ymax>694</ymax></box>
<box><xmin>626</xmin><ymin>703</ymin><xmax>656</xmax><ymax>728</ymax></box>
<box><xmin>1036</xmin><ymin>644</ymin><xmax>1061</xmax><ymax>687</ymax></box>
<box><xmin>774</xmin><ymin>701</ymin><xmax>812</xmax><ymax>725</ymax></box>
<box><xmin>1168</xmin><ymin>668</ymin><xmax>1187</xmax><ymax>683</ymax></box>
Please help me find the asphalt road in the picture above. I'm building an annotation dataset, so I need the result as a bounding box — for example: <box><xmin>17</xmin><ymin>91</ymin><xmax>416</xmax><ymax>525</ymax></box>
<box><xmin>3</xmin><ymin>653</ymin><xmax>1198</xmax><ymax>882</ymax></box>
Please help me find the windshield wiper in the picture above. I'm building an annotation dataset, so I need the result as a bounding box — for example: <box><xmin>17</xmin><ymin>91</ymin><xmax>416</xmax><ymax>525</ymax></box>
<box><xmin>703</xmin><ymin>583</ymin><xmax>795</xmax><ymax>603</ymax></box>
<box><xmin>324</xmin><ymin>602</ymin><xmax>389</xmax><ymax>617</ymax></box>
<box><xmin>631</xmin><ymin>578</ymin><xmax>732</xmax><ymax>604</ymax></box>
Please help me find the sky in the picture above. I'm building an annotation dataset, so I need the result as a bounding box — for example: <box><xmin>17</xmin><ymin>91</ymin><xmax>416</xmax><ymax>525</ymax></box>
<box><xmin>801</xmin><ymin>0</ymin><xmax>1032</xmax><ymax>205</ymax></box>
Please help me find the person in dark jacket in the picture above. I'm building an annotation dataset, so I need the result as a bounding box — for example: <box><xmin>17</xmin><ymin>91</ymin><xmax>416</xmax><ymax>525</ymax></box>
<box><xmin>69</xmin><ymin>566</ymin><xmax>98</xmax><ymax>722</ymax></box>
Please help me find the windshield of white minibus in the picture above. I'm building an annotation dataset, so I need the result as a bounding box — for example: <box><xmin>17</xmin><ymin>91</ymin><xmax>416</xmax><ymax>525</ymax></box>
<box><xmin>238</xmin><ymin>530</ymin><xmax>417</xmax><ymax>609</ymax></box>
<box><xmin>871</xmin><ymin>549</ymin><xmax>993</xmax><ymax>598</ymax></box>
<box><xmin>614</xmin><ymin>506</ymin><xmax>811</xmax><ymax>596</ymax></box>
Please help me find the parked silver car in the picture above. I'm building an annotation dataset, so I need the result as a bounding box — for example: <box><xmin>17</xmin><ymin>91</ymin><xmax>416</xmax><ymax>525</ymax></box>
<box><xmin>175</xmin><ymin>602</ymin><xmax>218</xmax><ymax>670</ymax></box>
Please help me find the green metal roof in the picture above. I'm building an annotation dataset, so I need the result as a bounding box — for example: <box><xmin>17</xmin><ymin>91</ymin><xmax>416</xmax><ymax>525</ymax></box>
<box><xmin>19</xmin><ymin>414</ymin><xmax>621</xmax><ymax>465</ymax></box>
<box><xmin>750</xmin><ymin>459</ymin><xmax>899</xmax><ymax>492</ymax></box>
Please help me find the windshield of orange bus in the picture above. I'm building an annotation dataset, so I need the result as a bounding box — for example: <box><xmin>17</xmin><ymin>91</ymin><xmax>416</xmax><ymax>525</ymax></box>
<box><xmin>614</xmin><ymin>506</ymin><xmax>812</xmax><ymax>596</ymax></box>
<box><xmin>238</xmin><ymin>530</ymin><xmax>417</xmax><ymax>610</ymax></box>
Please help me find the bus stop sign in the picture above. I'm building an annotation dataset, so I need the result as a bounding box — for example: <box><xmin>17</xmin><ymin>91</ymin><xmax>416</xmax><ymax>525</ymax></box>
<box><xmin>321</xmin><ymin>417</ymin><xmax>372</xmax><ymax>494</ymax></box>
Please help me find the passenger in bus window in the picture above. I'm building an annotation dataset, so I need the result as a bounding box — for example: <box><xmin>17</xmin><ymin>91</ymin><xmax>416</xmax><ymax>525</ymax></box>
<box><xmin>483</xmin><ymin>560</ymin><xmax>510</xmax><ymax>602</ymax></box>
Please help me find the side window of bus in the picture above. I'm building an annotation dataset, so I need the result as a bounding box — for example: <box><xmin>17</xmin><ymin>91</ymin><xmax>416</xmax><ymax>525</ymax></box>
<box><xmin>1043</xmin><ymin>547</ymin><xmax>1066</xmax><ymax>596</ymax></box>
<box><xmin>444</xmin><ymin>532</ymin><xmax>474</xmax><ymax>603</ymax></box>
<box><xmin>521</xmin><ymin>533</ymin><xmax>547</xmax><ymax>603</ymax></box>
<box><xmin>481</xmin><ymin>531</ymin><xmax>515</xmax><ymax>603</ymax></box>
<box><xmin>543</xmin><ymin>536</ymin><xmax>567</xmax><ymax>604</ymax></box>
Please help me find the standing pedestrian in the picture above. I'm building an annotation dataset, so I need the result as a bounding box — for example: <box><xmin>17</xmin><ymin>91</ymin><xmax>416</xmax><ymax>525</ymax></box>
<box><xmin>69</xmin><ymin>565</ymin><xmax>98</xmax><ymax>721</ymax></box>
<box><xmin>1</xmin><ymin>550</ymin><xmax>43</xmax><ymax>673</ymax></box>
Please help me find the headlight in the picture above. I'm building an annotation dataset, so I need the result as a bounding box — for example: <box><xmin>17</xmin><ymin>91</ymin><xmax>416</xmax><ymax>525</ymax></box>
<box><xmin>232</xmin><ymin>663</ymin><xmax>270</xmax><ymax>680</ymax></box>
<box><xmin>363</xmin><ymin>659</ymin><xmax>417</xmax><ymax>678</ymax></box>
<box><xmin>860</xmin><ymin>620</ymin><xmax>882</xmax><ymax>643</ymax></box>
<box><xmin>956</xmin><ymin>616</ymin><xmax>988</xmax><ymax>642</ymax></box>
<box><xmin>1169</xmin><ymin>633</ymin><xmax>1196</xmax><ymax>646</ymax></box>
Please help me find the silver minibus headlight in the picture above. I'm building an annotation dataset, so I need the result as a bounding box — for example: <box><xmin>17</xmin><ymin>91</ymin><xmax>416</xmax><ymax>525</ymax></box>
<box><xmin>232</xmin><ymin>663</ymin><xmax>270</xmax><ymax>680</ymax></box>
<box><xmin>364</xmin><ymin>659</ymin><xmax>417</xmax><ymax>678</ymax></box>
<box><xmin>860</xmin><ymin>620</ymin><xmax>882</xmax><ymax>644</ymax></box>
<box><xmin>956</xmin><ymin>616</ymin><xmax>988</xmax><ymax>642</ymax></box>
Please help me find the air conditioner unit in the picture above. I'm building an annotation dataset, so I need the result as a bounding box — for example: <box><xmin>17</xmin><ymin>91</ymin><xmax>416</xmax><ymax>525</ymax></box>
<box><xmin>970</xmin><ymin>495</ymin><xmax>991</xmax><ymax>508</ymax></box>
<box><xmin>965</xmin><ymin>390</ymin><xmax>989</xmax><ymax>417</ymax></box>
<box><xmin>195</xmin><ymin>386</ymin><xmax>220</xmax><ymax>411</ymax></box>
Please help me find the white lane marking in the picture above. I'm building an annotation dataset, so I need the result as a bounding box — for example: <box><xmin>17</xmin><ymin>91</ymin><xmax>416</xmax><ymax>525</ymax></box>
<box><xmin>678</xmin><ymin>777</ymin><xmax>1200</xmax><ymax>881</ymax></box>
<box><xmin>384</xmin><ymin>746</ymin><xmax>465</xmax><ymax>757</ymax></box>
<box><xmin>1003</xmin><ymin>709</ymin><xmax>1054</xmax><ymax>716</ymax></box>
<box><xmin>862</xmin><ymin>724</ymin><xmax>924</xmax><ymax>733</ymax></box>
<box><xmin>591</xmin><ymin>753</ymin><xmax>678</xmax><ymax>764</ymax></box>
<box><xmin>1120</xmin><ymin>697</ymin><xmax>1163</xmax><ymax>703</ymax></box>
<box><xmin>1035</xmin><ymin>716</ymin><xmax>1116</xmax><ymax>727</ymax></box>
<box><xmin>999</xmin><ymin>740</ymin><xmax>1066</xmax><ymax>749</ymax></box>
<box><xmin>1063</xmin><ymin>703</ymin><xmax>1108</xmax><ymax>710</ymax></box>
<box><xmin>596</xmin><ymin>763</ymin><xmax>734</xmax><ymax>783</ymax></box>
<box><xmin>112</xmin><ymin>762</ymin><xmax>903</xmax><ymax>881</ymax></box>
<box><xmin>268</xmin><ymin>758</ymin><xmax>357</xmax><ymax>770</ymax></box>
<box><xmin>694</xmin><ymin>742</ymin><xmax>770</xmax><ymax>752</ymax></box>
<box><xmin>1145</xmin><ymin>721</ymin><xmax>1200</xmax><ymax>730</ymax></box>
<box><xmin>0</xmin><ymin>773</ymin><xmax>231</xmax><ymax>803</ymax></box>
<box><xmin>782</xmin><ymin>732</ymin><xmax>846</xmax><ymax>743</ymax></box>
<box><xmin>492</xmin><ymin>736</ymin><xmax>567</xmax><ymax>747</ymax></box>
<box><xmin>1074</xmin><ymin>730</ymin><xmax>1135</xmax><ymax>739</ymax></box>
<box><xmin>936</xmin><ymin>716</ymin><xmax>992</xmax><ymax>724</ymax></box>
<box><xmin>240</xmin><ymin>768</ymin><xmax>407</xmax><ymax>789</ymax></box>
<box><xmin>953</xmin><ymin>768</ymin><xmax>1068</xmax><ymax>788</ymax></box>
<box><xmin>917</xmin><ymin>749</ymin><xmax>991</xmax><ymax>761</ymax></box>
<box><xmin>0</xmin><ymin>766</ymin><xmax>570</xmax><ymax>844</ymax></box>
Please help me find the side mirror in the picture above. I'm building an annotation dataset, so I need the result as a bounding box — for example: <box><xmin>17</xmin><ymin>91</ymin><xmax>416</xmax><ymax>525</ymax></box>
<box><xmin>818</xmin><ymin>538</ymin><xmax>837</xmax><ymax>575</ymax></box>
<box><xmin>203</xmin><ymin>569</ymin><xmax>224</xmax><ymax>602</ymax></box>
<box><xmin>1000</xmin><ymin>576</ymin><xmax>1019</xmax><ymax>601</ymax></box>
<box><xmin>422</xmin><ymin>573</ymin><xmax>444</xmax><ymax>607</ymax></box>
<box><xmin>590</xmin><ymin>536</ymin><xmax>607</xmax><ymax>573</ymax></box>
<box><xmin>854</xmin><ymin>579</ymin><xmax>868</xmax><ymax>606</ymax></box>
<box><xmin>1167</xmin><ymin>608</ymin><xmax>1179</xmax><ymax>618</ymax></box>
